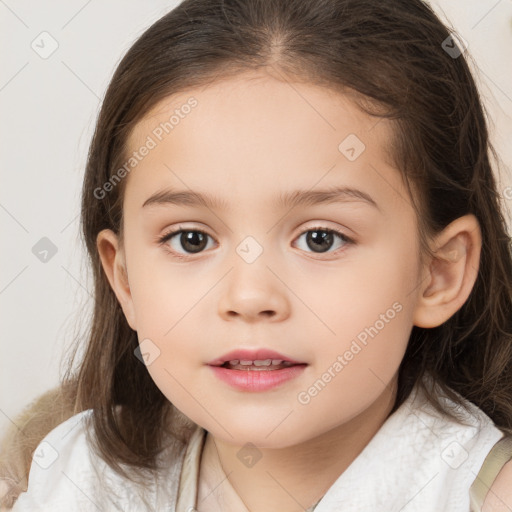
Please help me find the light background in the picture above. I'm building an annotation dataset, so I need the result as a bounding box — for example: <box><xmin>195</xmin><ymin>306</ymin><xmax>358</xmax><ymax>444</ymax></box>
<box><xmin>1</xmin><ymin>0</ymin><xmax>511</xmax><ymax>438</ymax></box>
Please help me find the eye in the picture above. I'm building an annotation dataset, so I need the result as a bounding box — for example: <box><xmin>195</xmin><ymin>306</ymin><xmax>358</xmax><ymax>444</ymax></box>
<box><xmin>157</xmin><ymin>226</ymin><xmax>216</xmax><ymax>258</ymax></box>
<box><xmin>157</xmin><ymin>225</ymin><xmax>355</xmax><ymax>260</ymax></box>
<box><xmin>293</xmin><ymin>226</ymin><xmax>354</xmax><ymax>255</ymax></box>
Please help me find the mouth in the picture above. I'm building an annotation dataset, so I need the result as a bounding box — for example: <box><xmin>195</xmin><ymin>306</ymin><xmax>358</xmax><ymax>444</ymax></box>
<box><xmin>208</xmin><ymin>356</ymin><xmax>308</xmax><ymax>391</ymax></box>
<box><xmin>207</xmin><ymin>349</ymin><xmax>307</xmax><ymax>370</ymax></box>
<box><xmin>218</xmin><ymin>359</ymin><xmax>306</xmax><ymax>371</ymax></box>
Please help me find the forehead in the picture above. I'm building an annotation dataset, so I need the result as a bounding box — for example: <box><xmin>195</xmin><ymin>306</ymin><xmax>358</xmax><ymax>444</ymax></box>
<box><xmin>123</xmin><ymin>71</ymin><xmax>409</xmax><ymax>215</ymax></box>
<box><xmin>129</xmin><ymin>71</ymin><xmax>386</xmax><ymax>152</ymax></box>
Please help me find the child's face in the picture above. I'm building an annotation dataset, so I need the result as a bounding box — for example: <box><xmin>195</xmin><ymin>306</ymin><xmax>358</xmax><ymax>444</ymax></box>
<box><xmin>109</xmin><ymin>71</ymin><xmax>425</xmax><ymax>447</ymax></box>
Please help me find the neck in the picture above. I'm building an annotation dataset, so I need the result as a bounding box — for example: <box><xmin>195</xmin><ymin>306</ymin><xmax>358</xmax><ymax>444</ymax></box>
<box><xmin>198</xmin><ymin>379</ymin><xmax>398</xmax><ymax>512</ymax></box>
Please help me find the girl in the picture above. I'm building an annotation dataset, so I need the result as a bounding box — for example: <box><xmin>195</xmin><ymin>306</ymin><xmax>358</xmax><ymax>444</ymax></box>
<box><xmin>2</xmin><ymin>0</ymin><xmax>512</xmax><ymax>510</ymax></box>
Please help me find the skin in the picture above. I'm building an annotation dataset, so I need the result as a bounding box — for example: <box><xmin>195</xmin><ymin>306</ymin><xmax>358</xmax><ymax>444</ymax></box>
<box><xmin>97</xmin><ymin>69</ymin><xmax>482</xmax><ymax>511</ymax></box>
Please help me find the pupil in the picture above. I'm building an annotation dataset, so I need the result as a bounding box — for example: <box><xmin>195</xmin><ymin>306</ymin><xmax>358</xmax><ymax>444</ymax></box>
<box><xmin>181</xmin><ymin>231</ymin><xmax>207</xmax><ymax>253</ymax></box>
<box><xmin>178</xmin><ymin>230</ymin><xmax>333</xmax><ymax>254</ymax></box>
<box><xmin>307</xmin><ymin>230</ymin><xmax>333</xmax><ymax>253</ymax></box>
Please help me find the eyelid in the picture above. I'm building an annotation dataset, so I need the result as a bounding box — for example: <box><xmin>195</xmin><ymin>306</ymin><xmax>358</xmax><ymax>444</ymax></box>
<box><xmin>292</xmin><ymin>224</ymin><xmax>355</xmax><ymax>259</ymax></box>
<box><xmin>157</xmin><ymin>222</ymin><xmax>355</xmax><ymax>259</ymax></box>
<box><xmin>156</xmin><ymin>223</ymin><xmax>215</xmax><ymax>248</ymax></box>
<box><xmin>155</xmin><ymin>226</ymin><xmax>215</xmax><ymax>261</ymax></box>
<box><xmin>293</xmin><ymin>220</ymin><xmax>355</xmax><ymax>240</ymax></box>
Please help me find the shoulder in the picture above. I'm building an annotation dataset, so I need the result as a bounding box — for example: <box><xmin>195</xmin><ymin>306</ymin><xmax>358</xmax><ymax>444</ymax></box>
<box><xmin>11</xmin><ymin>408</ymin><xmax>187</xmax><ymax>511</ymax></box>
<box><xmin>10</xmin><ymin>409</ymin><xmax>105</xmax><ymax>511</ymax></box>
<box><xmin>482</xmin><ymin>459</ymin><xmax>512</xmax><ymax>512</ymax></box>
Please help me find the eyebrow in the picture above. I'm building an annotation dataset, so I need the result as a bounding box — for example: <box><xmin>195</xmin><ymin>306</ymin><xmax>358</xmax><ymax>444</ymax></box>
<box><xmin>141</xmin><ymin>185</ymin><xmax>380</xmax><ymax>212</ymax></box>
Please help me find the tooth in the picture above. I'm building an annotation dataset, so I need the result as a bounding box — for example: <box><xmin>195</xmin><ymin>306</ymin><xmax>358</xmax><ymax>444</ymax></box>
<box><xmin>225</xmin><ymin>359</ymin><xmax>292</xmax><ymax>368</ymax></box>
<box><xmin>253</xmin><ymin>359</ymin><xmax>272</xmax><ymax>366</ymax></box>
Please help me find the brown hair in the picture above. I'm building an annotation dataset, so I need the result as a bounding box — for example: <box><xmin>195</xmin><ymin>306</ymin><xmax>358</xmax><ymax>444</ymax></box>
<box><xmin>2</xmin><ymin>0</ymin><xmax>512</xmax><ymax>506</ymax></box>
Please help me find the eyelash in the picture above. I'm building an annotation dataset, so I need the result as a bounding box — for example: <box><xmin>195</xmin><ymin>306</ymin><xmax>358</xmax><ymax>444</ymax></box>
<box><xmin>157</xmin><ymin>225</ymin><xmax>355</xmax><ymax>260</ymax></box>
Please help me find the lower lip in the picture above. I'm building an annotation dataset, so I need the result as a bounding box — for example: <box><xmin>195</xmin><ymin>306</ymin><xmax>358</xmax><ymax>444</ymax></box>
<box><xmin>208</xmin><ymin>364</ymin><xmax>307</xmax><ymax>391</ymax></box>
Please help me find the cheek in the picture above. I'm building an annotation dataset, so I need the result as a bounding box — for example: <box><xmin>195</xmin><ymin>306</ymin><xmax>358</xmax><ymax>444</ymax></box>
<box><xmin>298</xmin><ymin>241</ymin><xmax>418</xmax><ymax>393</ymax></box>
<box><xmin>126</xmin><ymin>259</ymin><xmax>211</xmax><ymax>372</ymax></box>
<box><xmin>293</xmin><ymin>272</ymin><xmax>415</xmax><ymax>438</ymax></box>
<box><xmin>302</xmin><ymin>240</ymin><xmax>418</xmax><ymax>341</ymax></box>
<box><xmin>125</xmin><ymin>241</ymin><xmax>202</xmax><ymax>329</ymax></box>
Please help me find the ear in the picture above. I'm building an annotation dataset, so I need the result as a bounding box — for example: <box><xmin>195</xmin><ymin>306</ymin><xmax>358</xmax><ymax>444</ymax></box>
<box><xmin>96</xmin><ymin>229</ymin><xmax>137</xmax><ymax>330</ymax></box>
<box><xmin>412</xmin><ymin>214</ymin><xmax>482</xmax><ymax>328</ymax></box>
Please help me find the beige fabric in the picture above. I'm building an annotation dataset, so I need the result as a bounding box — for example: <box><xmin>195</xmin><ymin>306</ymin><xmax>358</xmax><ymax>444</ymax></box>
<box><xmin>469</xmin><ymin>434</ymin><xmax>512</xmax><ymax>512</ymax></box>
<box><xmin>176</xmin><ymin>425</ymin><xmax>206</xmax><ymax>512</ymax></box>
<box><xmin>175</xmin><ymin>426</ymin><xmax>319</xmax><ymax>512</ymax></box>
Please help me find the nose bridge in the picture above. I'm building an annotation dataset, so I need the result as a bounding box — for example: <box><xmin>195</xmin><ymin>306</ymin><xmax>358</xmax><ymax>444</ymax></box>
<box><xmin>218</xmin><ymin>234</ymin><xmax>291</xmax><ymax>321</ymax></box>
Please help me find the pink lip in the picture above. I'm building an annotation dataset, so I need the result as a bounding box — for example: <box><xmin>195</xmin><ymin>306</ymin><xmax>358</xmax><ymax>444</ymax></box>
<box><xmin>208</xmin><ymin>364</ymin><xmax>307</xmax><ymax>392</ymax></box>
<box><xmin>207</xmin><ymin>348</ymin><xmax>305</xmax><ymax>366</ymax></box>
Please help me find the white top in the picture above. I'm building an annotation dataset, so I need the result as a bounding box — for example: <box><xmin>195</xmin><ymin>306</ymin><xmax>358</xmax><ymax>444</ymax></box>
<box><xmin>11</xmin><ymin>376</ymin><xmax>506</xmax><ymax>512</ymax></box>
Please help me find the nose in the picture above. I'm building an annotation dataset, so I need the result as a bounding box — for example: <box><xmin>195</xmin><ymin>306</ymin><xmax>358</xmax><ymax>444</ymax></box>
<box><xmin>217</xmin><ymin>256</ymin><xmax>291</xmax><ymax>323</ymax></box>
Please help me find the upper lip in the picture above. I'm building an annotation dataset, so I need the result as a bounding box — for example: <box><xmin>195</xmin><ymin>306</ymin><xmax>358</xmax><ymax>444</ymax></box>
<box><xmin>207</xmin><ymin>348</ymin><xmax>306</xmax><ymax>366</ymax></box>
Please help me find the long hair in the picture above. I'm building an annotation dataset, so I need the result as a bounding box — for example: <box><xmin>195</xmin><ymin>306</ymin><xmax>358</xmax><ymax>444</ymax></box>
<box><xmin>2</xmin><ymin>0</ymin><xmax>512</xmax><ymax>504</ymax></box>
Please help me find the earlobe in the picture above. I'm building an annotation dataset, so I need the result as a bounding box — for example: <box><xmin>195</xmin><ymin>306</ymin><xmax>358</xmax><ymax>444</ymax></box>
<box><xmin>412</xmin><ymin>214</ymin><xmax>482</xmax><ymax>328</ymax></box>
<box><xmin>96</xmin><ymin>229</ymin><xmax>137</xmax><ymax>330</ymax></box>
